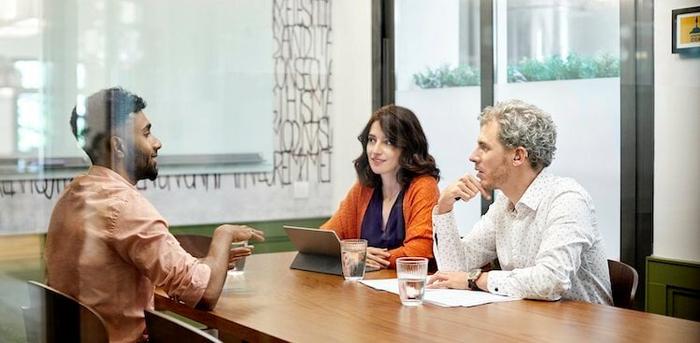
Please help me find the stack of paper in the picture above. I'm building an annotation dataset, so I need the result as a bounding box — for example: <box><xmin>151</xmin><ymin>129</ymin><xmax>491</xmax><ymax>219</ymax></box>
<box><xmin>359</xmin><ymin>278</ymin><xmax>520</xmax><ymax>307</ymax></box>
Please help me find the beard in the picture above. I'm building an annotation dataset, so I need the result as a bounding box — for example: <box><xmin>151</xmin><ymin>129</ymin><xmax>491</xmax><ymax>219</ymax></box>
<box><xmin>137</xmin><ymin>160</ymin><xmax>158</xmax><ymax>181</ymax></box>
<box><xmin>130</xmin><ymin>148</ymin><xmax>159</xmax><ymax>181</ymax></box>
<box><xmin>481</xmin><ymin>156</ymin><xmax>511</xmax><ymax>191</ymax></box>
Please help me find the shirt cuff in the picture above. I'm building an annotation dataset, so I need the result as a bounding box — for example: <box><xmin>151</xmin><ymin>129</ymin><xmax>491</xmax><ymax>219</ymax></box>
<box><xmin>431</xmin><ymin>205</ymin><xmax>456</xmax><ymax>236</ymax></box>
<box><xmin>178</xmin><ymin>262</ymin><xmax>211</xmax><ymax>308</ymax></box>
<box><xmin>487</xmin><ymin>270</ymin><xmax>510</xmax><ymax>296</ymax></box>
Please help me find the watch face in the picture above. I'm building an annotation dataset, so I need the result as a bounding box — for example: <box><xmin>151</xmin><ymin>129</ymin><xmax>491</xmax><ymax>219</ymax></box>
<box><xmin>468</xmin><ymin>269</ymin><xmax>481</xmax><ymax>280</ymax></box>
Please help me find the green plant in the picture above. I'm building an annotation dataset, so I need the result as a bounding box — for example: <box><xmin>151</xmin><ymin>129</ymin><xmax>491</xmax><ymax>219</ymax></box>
<box><xmin>413</xmin><ymin>64</ymin><xmax>480</xmax><ymax>88</ymax></box>
<box><xmin>594</xmin><ymin>53</ymin><xmax>620</xmax><ymax>78</ymax></box>
<box><xmin>507</xmin><ymin>53</ymin><xmax>619</xmax><ymax>83</ymax></box>
<box><xmin>412</xmin><ymin>53</ymin><xmax>620</xmax><ymax>89</ymax></box>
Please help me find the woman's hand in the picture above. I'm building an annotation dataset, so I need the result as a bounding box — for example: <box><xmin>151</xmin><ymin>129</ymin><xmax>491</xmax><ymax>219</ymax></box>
<box><xmin>366</xmin><ymin>247</ymin><xmax>391</xmax><ymax>269</ymax></box>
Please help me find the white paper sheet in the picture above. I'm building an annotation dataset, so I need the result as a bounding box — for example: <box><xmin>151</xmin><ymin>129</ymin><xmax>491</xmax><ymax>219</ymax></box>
<box><xmin>360</xmin><ymin>278</ymin><xmax>520</xmax><ymax>307</ymax></box>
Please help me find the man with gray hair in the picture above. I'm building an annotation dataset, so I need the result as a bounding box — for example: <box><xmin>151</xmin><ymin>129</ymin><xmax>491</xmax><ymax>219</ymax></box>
<box><xmin>426</xmin><ymin>99</ymin><xmax>612</xmax><ymax>305</ymax></box>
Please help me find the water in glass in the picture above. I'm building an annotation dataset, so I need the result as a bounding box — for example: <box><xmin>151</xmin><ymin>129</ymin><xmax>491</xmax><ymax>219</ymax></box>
<box><xmin>396</xmin><ymin>257</ymin><xmax>428</xmax><ymax>306</ymax></box>
<box><xmin>229</xmin><ymin>241</ymin><xmax>247</xmax><ymax>275</ymax></box>
<box><xmin>341</xmin><ymin>239</ymin><xmax>367</xmax><ymax>281</ymax></box>
<box><xmin>398</xmin><ymin>277</ymin><xmax>426</xmax><ymax>306</ymax></box>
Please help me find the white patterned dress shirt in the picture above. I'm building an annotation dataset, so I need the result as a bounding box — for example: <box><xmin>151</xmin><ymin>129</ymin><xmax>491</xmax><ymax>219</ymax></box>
<box><xmin>433</xmin><ymin>172</ymin><xmax>612</xmax><ymax>304</ymax></box>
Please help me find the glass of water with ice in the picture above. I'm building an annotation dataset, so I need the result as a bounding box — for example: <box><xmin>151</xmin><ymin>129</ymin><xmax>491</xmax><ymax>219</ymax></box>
<box><xmin>340</xmin><ymin>239</ymin><xmax>368</xmax><ymax>281</ymax></box>
<box><xmin>396</xmin><ymin>257</ymin><xmax>428</xmax><ymax>306</ymax></box>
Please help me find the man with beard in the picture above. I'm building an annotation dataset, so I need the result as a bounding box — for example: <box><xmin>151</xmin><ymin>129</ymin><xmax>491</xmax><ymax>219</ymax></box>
<box><xmin>426</xmin><ymin>100</ymin><xmax>612</xmax><ymax>305</ymax></box>
<box><xmin>44</xmin><ymin>87</ymin><xmax>264</xmax><ymax>342</ymax></box>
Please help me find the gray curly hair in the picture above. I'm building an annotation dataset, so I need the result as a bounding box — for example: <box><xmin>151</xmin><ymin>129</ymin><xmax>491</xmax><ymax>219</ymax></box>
<box><xmin>479</xmin><ymin>99</ymin><xmax>557</xmax><ymax>170</ymax></box>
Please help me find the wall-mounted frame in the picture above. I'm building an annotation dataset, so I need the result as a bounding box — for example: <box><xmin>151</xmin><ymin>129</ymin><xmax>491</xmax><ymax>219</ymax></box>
<box><xmin>672</xmin><ymin>6</ymin><xmax>700</xmax><ymax>54</ymax></box>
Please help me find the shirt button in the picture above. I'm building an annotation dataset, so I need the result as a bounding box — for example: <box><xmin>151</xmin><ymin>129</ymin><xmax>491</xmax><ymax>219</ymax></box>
<box><xmin>495</xmin><ymin>287</ymin><xmax>499</xmax><ymax>292</ymax></box>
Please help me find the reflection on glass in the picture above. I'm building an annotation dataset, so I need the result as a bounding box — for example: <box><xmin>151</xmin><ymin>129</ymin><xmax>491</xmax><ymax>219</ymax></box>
<box><xmin>17</xmin><ymin>92</ymin><xmax>43</xmax><ymax>153</ymax></box>
<box><xmin>14</xmin><ymin>60</ymin><xmax>43</xmax><ymax>89</ymax></box>
<box><xmin>1</xmin><ymin>0</ymin><xmax>274</xmax><ymax>166</ymax></box>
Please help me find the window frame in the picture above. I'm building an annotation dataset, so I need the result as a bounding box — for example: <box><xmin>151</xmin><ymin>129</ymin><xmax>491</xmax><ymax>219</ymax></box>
<box><xmin>374</xmin><ymin>0</ymin><xmax>654</xmax><ymax>310</ymax></box>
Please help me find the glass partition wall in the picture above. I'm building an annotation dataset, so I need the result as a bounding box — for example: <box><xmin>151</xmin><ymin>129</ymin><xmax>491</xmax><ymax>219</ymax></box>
<box><xmin>391</xmin><ymin>0</ymin><xmax>621</xmax><ymax>258</ymax></box>
<box><xmin>0</xmin><ymin>0</ymin><xmax>274</xmax><ymax>177</ymax></box>
<box><xmin>493</xmin><ymin>0</ymin><xmax>621</xmax><ymax>258</ymax></box>
<box><xmin>394</xmin><ymin>0</ymin><xmax>483</xmax><ymax>229</ymax></box>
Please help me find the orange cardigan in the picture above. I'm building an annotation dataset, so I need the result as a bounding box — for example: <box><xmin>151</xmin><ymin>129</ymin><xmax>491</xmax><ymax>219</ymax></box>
<box><xmin>321</xmin><ymin>175</ymin><xmax>439</xmax><ymax>268</ymax></box>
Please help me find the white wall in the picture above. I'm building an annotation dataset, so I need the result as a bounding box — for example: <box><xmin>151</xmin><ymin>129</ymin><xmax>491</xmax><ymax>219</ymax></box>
<box><xmin>330</xmin><ymin>0</ymin><xmax>373</xmax><ymax>208</ymax></box>
<box><xmin>653</xmin><ymin>0</ymin><xmax>700</xmax><ymax>262</ymax></box>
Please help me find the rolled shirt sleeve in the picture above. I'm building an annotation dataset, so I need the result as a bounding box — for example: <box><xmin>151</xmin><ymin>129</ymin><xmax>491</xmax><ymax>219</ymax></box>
<box><xmin>110</xmin><ymin>193</ymin><xmax>211</xmax><ymax>307</ymax></box>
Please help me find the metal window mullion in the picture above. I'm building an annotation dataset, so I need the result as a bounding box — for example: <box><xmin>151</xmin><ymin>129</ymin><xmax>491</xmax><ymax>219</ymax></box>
<box><xmin>480</xmin><ymin>0</ymin><xmax>495</xmax><ymax>215</ymax></box>
<box><xmin>620</xmin><ymin>0</ymin><xmax>654</xmax><ymax>310</ymax></box>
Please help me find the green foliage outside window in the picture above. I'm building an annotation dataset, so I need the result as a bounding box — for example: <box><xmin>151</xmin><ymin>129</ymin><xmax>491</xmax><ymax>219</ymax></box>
<box><xmin>412</xmin><ymin>64</ymin><xmax>480</xmax><ymax>88</ymax></box>
<box><xmin>412</xmin><ymin>53</ymin><xmax>619</xmax><ymax>89</ymax></box>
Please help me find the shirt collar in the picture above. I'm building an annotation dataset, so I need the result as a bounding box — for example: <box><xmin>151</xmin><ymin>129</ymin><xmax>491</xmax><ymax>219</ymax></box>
<box><xmin>515</xmin><ymin>170</ymin><xmax>551</xmax><ymax>212</ymax></box>
<box><xmin>88</xmin><ymin>165</ymin><xmax>138</xmax><ymax>191</ymax></box>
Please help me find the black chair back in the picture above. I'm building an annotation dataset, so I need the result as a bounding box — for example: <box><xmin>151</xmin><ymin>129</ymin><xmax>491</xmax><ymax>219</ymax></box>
<box><xmin>607</xmin><ymin>259</ymin><xmax>639</xmax><ymax>309</ymax></box>
<box><xmin>145</xmin><ymin>309</ymin><xmax>221</xmax><ymax>343</ymax></box>
<box><xmin>174</xmin><ymin>234</ymin><xmax>212</xmax><ymax>258</ymax></box>
<box><xmin>25</xmin><ymin>280</ymin><xmax>109</xmax><ymax>343</ymax></box>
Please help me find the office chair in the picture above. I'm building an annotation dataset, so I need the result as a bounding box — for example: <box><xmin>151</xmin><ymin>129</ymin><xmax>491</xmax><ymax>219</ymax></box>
<box><xmin>145</xmin><ymin>309</ymin><xmax>222</xmax><ymax>343</ymax></box>
<box><xmin>174</xmin><ymin>234</ymin><xmax>212</xmax><ymax>258</ymax></box>
<box><xmin>24</xmin><ymin>280</ymin><xmax>109</xmax><ymax>343</ymax></box>
<box><xmin>607</xmin><ymin>259</ymin><xmax>639</xmax><ymax>309</ymax></box>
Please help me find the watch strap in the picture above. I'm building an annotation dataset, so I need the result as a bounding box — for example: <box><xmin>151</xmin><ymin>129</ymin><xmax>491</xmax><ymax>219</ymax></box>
<box><xmin>467</xmin><ymin>268</ymin><xmax>482</xmax><ymax>290</ymax></box>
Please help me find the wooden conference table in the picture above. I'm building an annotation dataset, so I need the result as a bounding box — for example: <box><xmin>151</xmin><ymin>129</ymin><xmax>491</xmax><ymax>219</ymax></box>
<box><xmin>155</xmin><ymin>252</ymin><xmax>700</xmax><ymax>342</ymax></box>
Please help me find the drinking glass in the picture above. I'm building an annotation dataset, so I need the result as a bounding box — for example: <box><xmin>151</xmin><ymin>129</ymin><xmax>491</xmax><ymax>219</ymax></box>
<box><xmin>396</xmin><ymin>257</ymin><xmax>428</xmax><ymax>306</ymax></box>
<box><xmin>340</xmin><ymin>239</ymin><xmax>368</xmax><ymax>281</ymax></box>
<box><xmin>228</xmin><ymin>240</ymin><xmax>248</xmax><ymax>275</ymax></box>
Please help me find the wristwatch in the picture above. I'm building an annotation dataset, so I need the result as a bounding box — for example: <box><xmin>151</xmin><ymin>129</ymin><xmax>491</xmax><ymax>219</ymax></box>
<box><xmin>467</xmin><ymin>268</ymin><xmax>482</xmax><ymax>290</ymax></box>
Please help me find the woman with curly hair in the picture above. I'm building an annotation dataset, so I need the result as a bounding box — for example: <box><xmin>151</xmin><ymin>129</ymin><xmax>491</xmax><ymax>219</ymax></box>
<box><xmin>322</xmin><ymin>105</ymin><xmax>440</xmax><ymax>269</ymax></box>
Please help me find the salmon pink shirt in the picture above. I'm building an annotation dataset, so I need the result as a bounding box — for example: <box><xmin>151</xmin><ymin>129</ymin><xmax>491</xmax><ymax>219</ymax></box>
<box><xmin>45</xmin><ymin>166</ymin><xmax>211</xmax><ymax>343</ymax></box>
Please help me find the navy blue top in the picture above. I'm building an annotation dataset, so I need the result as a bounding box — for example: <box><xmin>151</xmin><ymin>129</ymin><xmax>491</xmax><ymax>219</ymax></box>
<box><xmin>360</xmin><ymin>187</ymin><xmax>405</xmax><ymax>249</ymax></box>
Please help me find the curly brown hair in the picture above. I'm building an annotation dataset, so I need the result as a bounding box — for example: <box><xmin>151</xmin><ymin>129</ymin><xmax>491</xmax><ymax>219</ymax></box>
<box><xmin>354</xmin><ymin>105</ymin><xmax>440</xmax><ymax>188</ymax></box>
